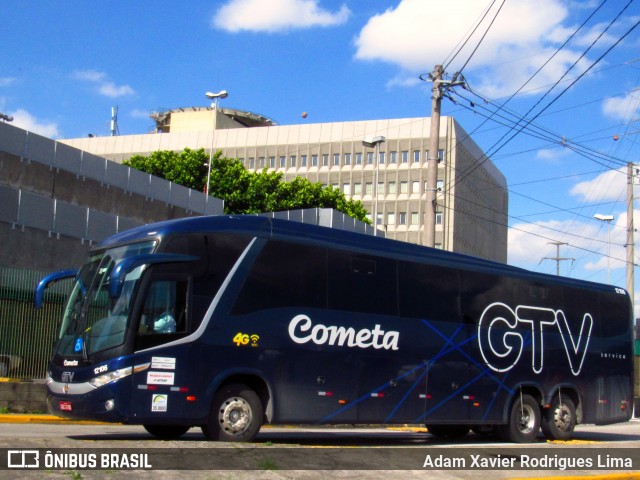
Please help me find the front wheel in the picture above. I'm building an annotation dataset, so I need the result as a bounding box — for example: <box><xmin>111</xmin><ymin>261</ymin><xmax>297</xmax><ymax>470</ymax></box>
<box><xmin>202</xmin><ymin>383</ymin><xmax>263</xmax><ymax>442</ymax></box>
<box><xmin>541</xmin><ymin>396</ymin><xmax>576</xmax><ymax>440</ymax></box>
<box><xmin>499</xmin><ymin>394</ymin><xmax>540</xmax><ymax>443</ymax></box>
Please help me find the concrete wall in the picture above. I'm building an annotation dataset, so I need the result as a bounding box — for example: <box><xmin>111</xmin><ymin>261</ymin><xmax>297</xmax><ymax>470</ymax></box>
<box><xmin>0</xmin><ymin>382</ymin><xmax>47</xmax><ymax>413</ymax></box>
<box><xmin>0</xmin><ymin>122</ymin><xmax>224</xmax><ymax>271</ymax></box>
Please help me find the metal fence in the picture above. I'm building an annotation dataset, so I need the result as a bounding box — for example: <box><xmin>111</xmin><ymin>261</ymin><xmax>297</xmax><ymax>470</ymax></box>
<box><xmin>0</xmin><ymin>266</ymin><xmax>72</xmax><ymax>380</ymax></box>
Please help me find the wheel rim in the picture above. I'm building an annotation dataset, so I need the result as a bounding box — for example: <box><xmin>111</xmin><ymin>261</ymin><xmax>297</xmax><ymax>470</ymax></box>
<box><xmin>553</xmin><ymin>403</ymin><xmax>572</xmax><ymax>432</ymax></box>
<box><xmin>517</xmin><ymin>404</ymin><xmax>536</xmax><ymax>434</ymax></box>
<box><xmin>218</xmin><ymin>396</ymin><xmax>252</xmax><ymax>436</ymax></box>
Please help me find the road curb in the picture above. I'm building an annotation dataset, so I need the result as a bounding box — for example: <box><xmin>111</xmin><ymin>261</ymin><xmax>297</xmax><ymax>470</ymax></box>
<box><xmin>0</xmin><ymin>414</ymin><xmax>108</xmax><ymax>425</ymax></box>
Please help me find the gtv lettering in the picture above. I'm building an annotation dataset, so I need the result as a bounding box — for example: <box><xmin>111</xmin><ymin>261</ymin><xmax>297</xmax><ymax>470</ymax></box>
<box><xmin>478</xmin><ymin>302</ymin><xmax>593</xmax><ymax>376</ymax></box>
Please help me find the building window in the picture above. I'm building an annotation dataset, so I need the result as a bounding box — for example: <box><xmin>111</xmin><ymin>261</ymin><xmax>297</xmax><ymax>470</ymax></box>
<box><xmin>437</xmin><ymin>180</ymin><xmax>444</xmax><ymax>191</ymax></box>
<box><xmin>424</xmin><ymin>150</ymin><xmax>430</xmax><ymax>162</ymax></box>
<box><xmin>344</xmin><ymin>153</ymin><xmax>351</xmax><ymax>165</ymax></box>
<box><xmin>312</xmin><ymin>154</ymin><xmax>318</xmax><ymax>166</ymax></box>
<box><xmin>249</xmin><ymin>158</ymin><xmax>255</xmax><ymax>169</ymax></box>
<box><xmin>356</xmin><ymin>152</ymin><xmax>363</xmax><ymax>164</ymax></box>
<box><xmin>343</xmin><ymin>183</ymin><xmax>351</xmax><ymax>195</ymax></box>
<box><xmin>399</xmin><ymin>212</ymin><xmax>407</xmax><ymax>225</ymax></box>
<box><xmin>379</xmin><ymin>152</ymin><xmax>385</xmax><ymax>164</ymax></box>
<box><xmin>388</xmin><ymin>181</ymin><xmax>396</xmax><ymax>194</ymax></box>
<box><xmin>435</xmin><ymin>243</ymin><xmax>443</xmax><ymax>249</ymax></box>
<box><xmin>365</xmin><ymin>182</ymin><xmax>373</xmax><ymax>195</ymax></box>
<box><xmin>333</xmin><ymin>153</ymin><xmax>340</xmax><ymax>166</ymax></box>
<box><xmin>354</xmin><ymin>182</ymin><xmax>362</xmax><ymax>195</ymax></box>
<box><xmin>290</xmin><ymin>155</ymin><xmax>297</xmax><ymax>167</ymax></box>
<box><xmin>400</xmin><ymin>181</ymin><xmax>408</xmax><ymax>194</ymax></box>
<box><xmin>390</xmin><ymin>151</ymin><xmax>397</xmax><ymax>164</ymax></box>
<box><xmin>412</xmin><ymin>181</ymin><xmax>420</xmax><ymax>194</ymax></box>
<box><xmin>387</xmin><ymin>212</ymin><xmax>396</xmax><ymax>225</ymax></box>
<box><xmin>401</xmin><ymin>151</ymin><xmax>408</xmax><ymax>163</ymax></box>
<box><xmin>279</xmin><ymin>156</ymin><xmax>286</xmax><ymax>168</ymax></box>
<box><xmin>269</xmin><ymin>156</ymin><xmax>275</xmax><ymax>168</ymax></box>
<box><xmin>259</xmin><ymin>157</ymin><xmax>265</xmax><ymax>168</ymax></box>
<box><xmin>411</xmin><ymin>212</ymin><xmax>419</xmax><ymax>225</ymax></box>
<box><xmin>438</xmin><ymin>149</ymin><xmax>445</xmax><ymax>161</ymax></box>
<box><xmin>377</xmin><ymin>182</ymin><xmax>385</xmax><ymax>195</ymax></box>
<box><xmin>367</xmin><ymin>152</ymin><xmax>374</xmax><ymax>164</ymax></box>
<box><xmin>301</xmin><ymin>155</ymin><xmax>307</xmax><ymax>167</ymax></box>
<box><xmin>436</xmin><ymin>211</ymin><xmax>443</xmax><ymax>225</ymax></box>
<box><xmin>322</xmin><ymin>154</ymin><xmax>329</xmax><ymax>166</ymax></box>
<box><xmin>413</xmin><ymin>150</ymin><xmax>420</xmax><ymax>163</ymax></box>
<box><xmin>376</xmin><ymin>213</ymin><xmax>383</xmax><ymax>225</ymax></box>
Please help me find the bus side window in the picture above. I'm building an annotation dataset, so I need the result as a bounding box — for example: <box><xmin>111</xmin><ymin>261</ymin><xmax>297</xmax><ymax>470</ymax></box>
<box><xmin>139</xmin><ymin>279</ymin><xmax>188</xmax><ymax>335</ymax></box>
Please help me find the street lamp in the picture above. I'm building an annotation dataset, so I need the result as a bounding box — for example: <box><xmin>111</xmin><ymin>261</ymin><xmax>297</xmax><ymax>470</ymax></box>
<box><xmin>594</xmin><ymin>213</ymin><xmax>614</xmax><ymax>283</ymax></box>
<box><xmin>362</xmin><ymin>135</ymin><xmax>385</xmax><ymax>236</ymax></box>
<box><xmin>204</xmin><ymin>90</ymin><xmax>229</xmax><ymax>196</ymax></box>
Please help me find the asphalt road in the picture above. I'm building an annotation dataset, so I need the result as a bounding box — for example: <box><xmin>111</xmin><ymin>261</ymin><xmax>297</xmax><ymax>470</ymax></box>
<box><xmin>0</xmin><ymin>420</ymin><xmax>639</xmax><ymax>479</ymax></box>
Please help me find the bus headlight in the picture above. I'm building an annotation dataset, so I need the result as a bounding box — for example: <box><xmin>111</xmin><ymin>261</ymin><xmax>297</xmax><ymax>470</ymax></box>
<box><xmin>89</xmin><ymin>366</ymin><xmax>133</xmax><ymax>388</ymax></box>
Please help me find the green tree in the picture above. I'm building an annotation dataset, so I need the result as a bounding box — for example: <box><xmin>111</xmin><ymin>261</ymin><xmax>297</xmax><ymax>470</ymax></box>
<box><xmin>124</xmin><ymin>148</ymin><xmax>370</xmax><ymax>223</ymax></box>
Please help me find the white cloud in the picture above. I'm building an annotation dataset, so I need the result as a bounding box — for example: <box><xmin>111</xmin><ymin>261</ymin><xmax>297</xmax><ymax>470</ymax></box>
<box><xmin>9</xmin><ymin>109</ymin><xmax>60</xmax><ymax>138</ymax></box>
<box><xmin>0</xmin><ymin>77</ymin><xmax>17</xmax><ymax>87</ymax></box>
<box><xmin>98</xmin><ymin>82</ymin><xmax>135</xmax><ymax>98</ymax></box>
<box><xmin>601</xmin><ymin>90</ymin><xmax>640</xmax><ymax>121</ymax></box>
<box><xmin>535</xmin><ymin>146</ymin><xmax>572</xmax><ymax>161</ymax></box>
<box><xmin>213</xmin><ymin>0</ymin><xmax>350</xmax><ymax>33</ymax></box>
<box><xmin>508</xmin><ymin>215</ymin><xmax>628</xmax><ymax>272</ymax></box>
<box><xmin>570</xmin><ymin>167</ymin><xmax>626</xmax><ymax>202</ymax></box>
<box><xmin>73</xmin><ymin>69</ymin><xmax>135</xmax><ymax>98</ymax></box>
<box><xmin>353</xmin><ymin>0</ymin><xmax>603</xmax><ymax>97</ymax></box>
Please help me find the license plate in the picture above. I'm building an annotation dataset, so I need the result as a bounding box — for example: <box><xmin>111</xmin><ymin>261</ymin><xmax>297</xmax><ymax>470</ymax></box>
<box><xmin>59</xmin><ymin>401</ymin><xmax>72</xmax><ymax>412</ymax></box>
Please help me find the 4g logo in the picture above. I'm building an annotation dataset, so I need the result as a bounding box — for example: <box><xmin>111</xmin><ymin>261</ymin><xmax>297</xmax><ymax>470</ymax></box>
<box><xmin>233</xmin><ymin>332</ymin><xmax>260</xmax><ymax>347</ymax></box>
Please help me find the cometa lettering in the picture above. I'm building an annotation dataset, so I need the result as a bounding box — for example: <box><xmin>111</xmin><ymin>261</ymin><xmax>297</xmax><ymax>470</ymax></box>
<box><xmin>288</xmin><ymin>314</ymin><xmax>399</xmax><ymax>350</ymax></box>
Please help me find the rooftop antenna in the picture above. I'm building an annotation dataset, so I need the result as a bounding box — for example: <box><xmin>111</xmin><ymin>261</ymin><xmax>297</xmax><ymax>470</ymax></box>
<box><xmin>110</xmin><ymin>106</ymin><xmax>120</xmax><ymax>136</ymax></box>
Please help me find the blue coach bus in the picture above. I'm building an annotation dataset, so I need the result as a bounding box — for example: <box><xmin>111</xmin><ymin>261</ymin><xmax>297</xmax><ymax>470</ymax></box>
<box><xmin>36</xmin><ymin>215</ymin><xmax>634</xmax><ymax>443</ymax></box>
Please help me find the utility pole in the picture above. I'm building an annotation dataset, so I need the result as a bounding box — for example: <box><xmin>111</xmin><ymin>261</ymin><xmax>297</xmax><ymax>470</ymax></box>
<box><xmin>541</xmin><ymin>241</ymin><xmax>574</xmax><ymax>276</ymax></box>
<box><xmin>626</xmin><ymin>162</ymin><xmax>635</xmax><ymax>302</ymax></box>
<box><xmin>424</xmin><ymin>65</ymin><xmax>465</xmax><ymax>248</ymax></box>
<box><xmin>425</xmin><ymin>65</ymin><xmax>444</xmax><ymax>248</ymax></box>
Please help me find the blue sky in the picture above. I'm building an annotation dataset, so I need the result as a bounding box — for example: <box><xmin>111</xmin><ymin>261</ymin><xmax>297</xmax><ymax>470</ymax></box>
<box><xmin>2</xmin><ymin>0</ymin><xmax>640</xmax><ymax>309</ymax></box>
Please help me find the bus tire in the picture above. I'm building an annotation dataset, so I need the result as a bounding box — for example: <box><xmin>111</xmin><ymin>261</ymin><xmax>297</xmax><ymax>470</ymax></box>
<box><xmin>541</xmin><ymin>396</ymin><xmax>576</xmax><ymax>441</ymax></box>
<box><xmin>143</xmin><ymin>425</ymin><xmax>191</xmax><ymax>439</ymax></box>
<box><xmin>499</xmin><ymin>394</ymin><xmax>540</xmax><ymax>443</ymax></box>
<box><xmin>202</xmin><ymin>383</ymin><xmax>263</xmax><ymax>442</ymax></box>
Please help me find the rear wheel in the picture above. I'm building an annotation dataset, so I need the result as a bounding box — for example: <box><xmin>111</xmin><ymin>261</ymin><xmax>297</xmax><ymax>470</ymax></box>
<box><xmin>202</xmin><ymin>383</ymin><xmax>263</xmax><ymax>442</ymax></box>
<box><xmin>541</xmin><ymin>396</ymin><xmax>576</xmax><ymax>441</ymax></box>
<box><xmin>143</xmin><ymin>425</ymin><xmax>191</xmax><ymax>439</ymax></box>
<box><xmin>499</xmin><ymin>394</ymin><xmax>540</xmax><ymax>443</ymax></box>
<box><xmin>425</xmin><ymin>424</ymin><xmax>469</xmax><ymax>439</ymax></box>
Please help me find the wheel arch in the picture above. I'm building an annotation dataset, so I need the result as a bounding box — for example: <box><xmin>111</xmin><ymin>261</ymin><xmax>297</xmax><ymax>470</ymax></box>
<box><xmin>207</xmin><ymin>370</ymin><xmax>273</xmax><ymax>423</ymax></box>
<box><xmin>545</xmin><ymin>384</ymin><xmax>582</xmax><ymax>425</ymax></box>
<box><xmin>502</xmin><ymin>383</ymin><xmax>544</xmax><ymax>423</ymax></box>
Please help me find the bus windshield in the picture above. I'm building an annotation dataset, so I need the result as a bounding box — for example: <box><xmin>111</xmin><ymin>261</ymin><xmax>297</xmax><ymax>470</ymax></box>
<box><xmin>54</xmin><ymin>241</ymin><xmax>156</xmax><ymax>358</ymax></box>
